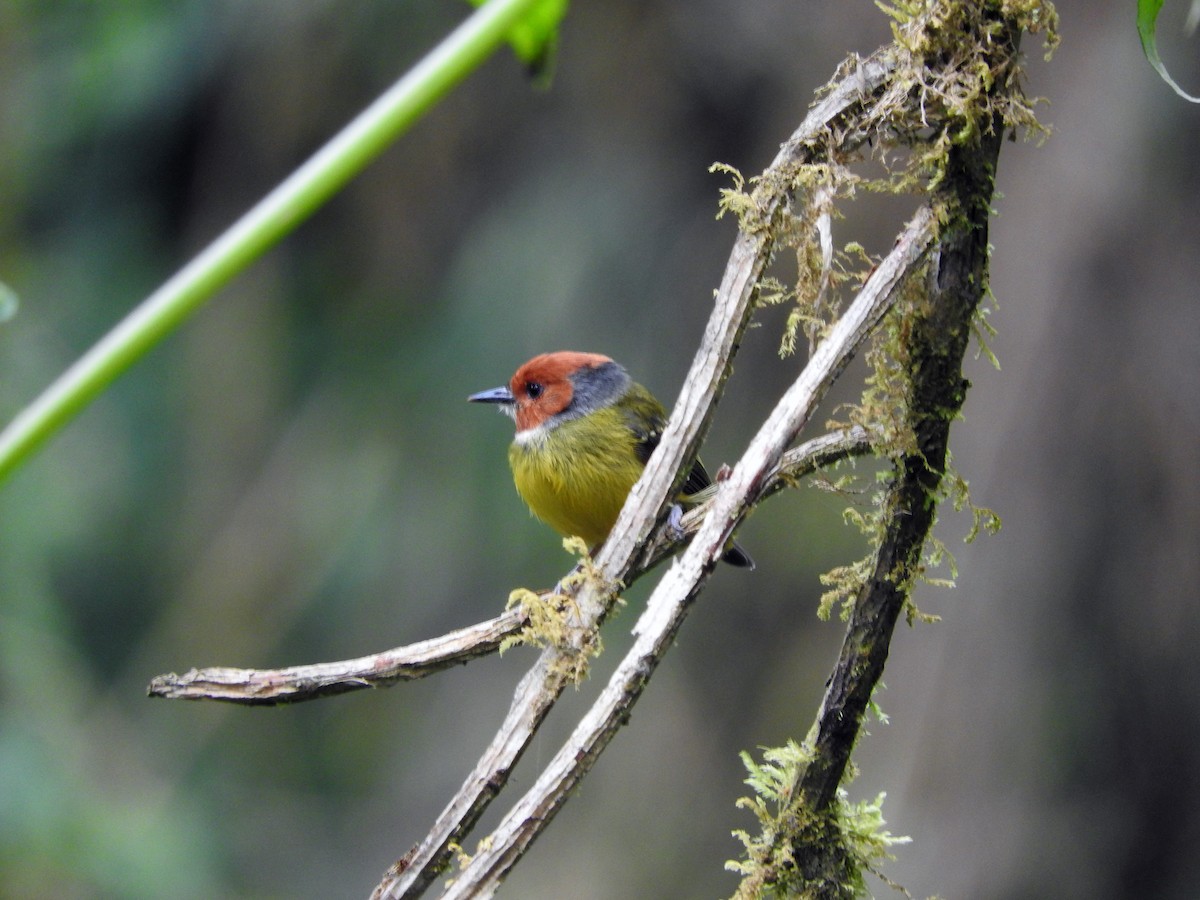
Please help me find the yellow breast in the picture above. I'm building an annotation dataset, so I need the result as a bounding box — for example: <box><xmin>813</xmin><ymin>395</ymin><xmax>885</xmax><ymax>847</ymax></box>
<box><xmin>508</xmin><ymin>408</ymin><xmax>645</xmax><ymax>548</ymax></box>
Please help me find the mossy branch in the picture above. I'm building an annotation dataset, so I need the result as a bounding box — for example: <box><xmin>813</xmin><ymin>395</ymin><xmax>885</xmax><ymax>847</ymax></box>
<box><xmin>727</xmin><ymin>3</ymin><xmax>1050</xmax><ymax>897</ymax></box>
<box><xmin>800</xmin><ymin>10</ymin><xmax>1019</xmax><ymax>817</ymax></box>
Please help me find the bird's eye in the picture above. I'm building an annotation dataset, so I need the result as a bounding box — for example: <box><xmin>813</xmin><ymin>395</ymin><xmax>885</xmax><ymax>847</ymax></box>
<box><xmin>526</xmin><ymin>382</ymin><xmax>543</xmax><ymax>399</ymax></box>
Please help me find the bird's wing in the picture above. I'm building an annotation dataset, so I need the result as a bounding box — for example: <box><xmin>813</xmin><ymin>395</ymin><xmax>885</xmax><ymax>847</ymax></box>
<box><xmin>630</xmin><ymin>412</ymin><xmax>714</xmax><ymax>499</ymax></box>
<box><xmin>630</xmin><ymin>412</ymin><xmax>665</xmax><ymax>468</ymax></box>
<box><xmin>627</xmin><ymin>402</ymin><xmax>753</xmax><ymax>568</ymax></box>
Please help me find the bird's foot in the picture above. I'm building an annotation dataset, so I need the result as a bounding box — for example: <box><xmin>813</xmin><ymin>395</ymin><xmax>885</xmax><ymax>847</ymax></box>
<box><xmin>666</xmin><ymin>503</ymin><xmax>687</xmax><ymax>542</ymax></box>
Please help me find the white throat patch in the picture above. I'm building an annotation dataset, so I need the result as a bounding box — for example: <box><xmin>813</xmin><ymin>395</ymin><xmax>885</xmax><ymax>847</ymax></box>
<box><xmin>513</xmin><ymin>421</ymin><xmax>551</xmax><ymax>448</ymax></box>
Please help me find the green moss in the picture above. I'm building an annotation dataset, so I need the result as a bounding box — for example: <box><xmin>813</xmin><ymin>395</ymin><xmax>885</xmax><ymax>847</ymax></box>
<box><xmin>727</xmin><ymin>742</ymin><xmax>912</xmax><ymax>899</ymax></box>
<box><xmin>499</xmin><ymin>537</ymin><xmax>621</xmax><ymax>683</ymax></box>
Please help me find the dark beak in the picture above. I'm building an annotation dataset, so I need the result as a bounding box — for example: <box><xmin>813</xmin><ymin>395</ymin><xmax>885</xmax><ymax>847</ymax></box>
<box><xmin>468</xmin><ymin>386</ymin><xmax>514</xmax><ymax>405</ymax></box>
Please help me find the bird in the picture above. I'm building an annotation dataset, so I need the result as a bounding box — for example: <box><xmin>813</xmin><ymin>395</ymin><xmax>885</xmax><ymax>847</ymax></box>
<box><xmin>469</xmin><ymin>351</ymin><xmax>753</xmax><ymax>568</ymax></box>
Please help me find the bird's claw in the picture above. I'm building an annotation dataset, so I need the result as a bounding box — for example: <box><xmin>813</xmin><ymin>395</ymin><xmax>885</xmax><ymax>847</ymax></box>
<box><xmin>666</xmin><ymin>503</ymin><xmax>687</xmax><ymax>541</ymax></box>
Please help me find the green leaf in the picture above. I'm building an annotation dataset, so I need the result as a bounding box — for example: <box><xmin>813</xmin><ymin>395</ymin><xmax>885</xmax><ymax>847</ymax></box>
<box><xmin>1138</xmin><ymin>0</ymin><xmax>1200</xmax><ymax>102</ymax></box>
<box><xmin>469</xmin><ymin>0</ymin><xmax>568</xmax><ymax>84</ymax></box>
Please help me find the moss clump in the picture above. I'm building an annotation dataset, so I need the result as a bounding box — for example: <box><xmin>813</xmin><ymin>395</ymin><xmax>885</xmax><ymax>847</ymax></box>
<box><xmin>727</xmin><ymin>741</ymin><xmax>911</xmax><ymax>899</ymax></box>
<box><xmin>500</xmin><ymin>536</ymin><xmax>619</xmax><ymax>684</ymax></box>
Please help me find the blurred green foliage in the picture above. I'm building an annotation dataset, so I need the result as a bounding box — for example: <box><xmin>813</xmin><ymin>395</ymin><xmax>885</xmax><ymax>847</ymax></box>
<box><xmin>3</xmin><ymin>2</ymin><xmax>1199</xmax><ymax>899</ymax></box>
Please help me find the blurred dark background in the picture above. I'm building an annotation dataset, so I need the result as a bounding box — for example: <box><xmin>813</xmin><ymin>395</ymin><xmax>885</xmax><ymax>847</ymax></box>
<box><xmin>1</xmin><ymin>2</ymin><xmax>1198</xmax><ymax>898</ymax></box>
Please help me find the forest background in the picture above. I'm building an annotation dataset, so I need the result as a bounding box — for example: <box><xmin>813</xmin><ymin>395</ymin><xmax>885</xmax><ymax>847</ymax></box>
<box><xmin>1</xmin><ymin>2</ymin><xmax>1198</xmax><ymax>898</ymax></box>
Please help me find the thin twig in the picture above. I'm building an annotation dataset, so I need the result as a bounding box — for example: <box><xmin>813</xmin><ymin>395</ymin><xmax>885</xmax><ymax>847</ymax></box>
<box><xmin>637</xmin><ymin>425</ymin><xmax>874</xmax><ymax>571</ymax></box>
<box><xmin>146</xmin><ymin>608</ymin><xmax>528</xmax><ymax>705</ymax></box>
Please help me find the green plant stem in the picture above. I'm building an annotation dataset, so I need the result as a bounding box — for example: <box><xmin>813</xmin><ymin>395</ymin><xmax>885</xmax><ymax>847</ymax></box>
<box><xmin>0</xmin><ymin>0</ymin><xmax>546</xmax><ymax>485</ymax></box>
